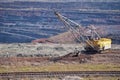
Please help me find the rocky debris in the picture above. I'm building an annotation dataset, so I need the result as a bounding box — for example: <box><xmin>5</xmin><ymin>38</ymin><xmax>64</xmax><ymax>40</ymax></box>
<box><xmin>52</xmin><ymin>52</ymin><xmax>91</xmax><ymax>63</ymax></box>
<box><xmin>0</xmin><ymin>43</ymin><xmax>120</xmax><ymax>65</ymax></box>
<box><xmin>0</xmin><ymin>43</ymin><xmax>120</xmax><ymax>58</ymax></box>
<box><xmin>0</xmin><ymin>43</ymin><xmax>84</xmax><ymax>57</ymax></box>
<box><xmin>0</xmin><ymin>49</ymin><xmax>120</xmax><ymax>66</ymax></box>
<box><xmin>62</xmin><ymin>76</ymin><xmax>83</xmax><ymax>80</ymax></box>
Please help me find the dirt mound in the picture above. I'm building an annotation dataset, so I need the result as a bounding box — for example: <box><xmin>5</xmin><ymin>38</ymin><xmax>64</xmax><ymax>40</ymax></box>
<box><xmin>31</xmin><ymin>26</ymin><xmax>107</xmax><ymax>44</ymax></box>
<box><xmin>32</xmin><ymin>31</ymin><xmax>76</xmax><ymax>44</ymax></box>
<box><xmin>48</xmin><ymin>31</ymin><xmax>76</xmax><ymax>43</ymax></box>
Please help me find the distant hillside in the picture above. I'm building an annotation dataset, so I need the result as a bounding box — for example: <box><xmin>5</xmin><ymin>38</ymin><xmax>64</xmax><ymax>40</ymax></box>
<box><xmin>1</xmin><ymin>0</ymin><xmax>120</xmax><ymax>2</ymax></box>
<box><xmin>0</xmin><ymin>2</ymin><xmax>120</xmax><ymax>43</ymax></box>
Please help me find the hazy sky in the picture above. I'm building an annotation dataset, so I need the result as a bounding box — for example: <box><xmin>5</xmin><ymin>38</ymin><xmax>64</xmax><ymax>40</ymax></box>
<box><xmin>0</xmin><ymin>0</ymin><xmax>120</xmax><ymax>2</ymax></box>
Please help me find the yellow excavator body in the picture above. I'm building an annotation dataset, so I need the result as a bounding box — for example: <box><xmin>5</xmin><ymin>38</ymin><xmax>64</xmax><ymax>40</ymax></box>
<box><xmin>85</xmin><ymin>38</ymin><xmax>112</xmax><ymax>52</ymax></box>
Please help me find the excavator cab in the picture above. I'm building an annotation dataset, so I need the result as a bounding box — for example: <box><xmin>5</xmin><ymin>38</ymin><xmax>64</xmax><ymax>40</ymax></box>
<box><xmin>85</xmin><ymin>38</ymin><xmax>112</xmax><ymax>52</ymax></box>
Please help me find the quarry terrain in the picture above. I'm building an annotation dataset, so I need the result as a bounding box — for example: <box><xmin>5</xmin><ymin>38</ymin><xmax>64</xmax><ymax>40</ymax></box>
<box><xmin>0</xmin><ymin>1</ymin><xmax>120</xmax><ymax>80</ymax></box>
<box><xmin>0</xmin><ymin>43</ymin><xmax>120</xmax><ymax>73</ymax></box>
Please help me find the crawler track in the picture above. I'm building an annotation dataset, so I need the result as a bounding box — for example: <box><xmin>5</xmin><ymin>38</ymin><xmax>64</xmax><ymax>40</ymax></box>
<box><xmin>0</xmin><ymin>71</ymin><xmax>120</xmax><ymax>79</ymax></box>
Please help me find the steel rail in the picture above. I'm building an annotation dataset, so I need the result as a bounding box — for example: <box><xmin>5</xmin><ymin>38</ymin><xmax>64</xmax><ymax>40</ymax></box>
<box><xmin>0</xmin><ymin>71</ymin><xmax>120</xmax><ymax>79</ymax></box>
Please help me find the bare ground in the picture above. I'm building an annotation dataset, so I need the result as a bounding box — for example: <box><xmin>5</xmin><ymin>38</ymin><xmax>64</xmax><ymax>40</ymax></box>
<box><xmin>0</xmin><ymin>49</ymin><xmax>120</xmax><ymax>66</ymax></box>
<box><xmin>0</xmin><ymin>44</ymin><xmax>120</xmax><ymax>73</ymax></box>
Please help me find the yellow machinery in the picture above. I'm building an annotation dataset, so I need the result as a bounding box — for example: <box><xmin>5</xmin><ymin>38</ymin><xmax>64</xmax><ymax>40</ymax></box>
<box><xmin>85</xmin><ymin>38</ymin><xmax>111</xmax><ymax>52</ymax></box>
<box><xmin>54</xmin><ymin>11</ymin><xmax>112</xmax><ymax>52</ymax></box>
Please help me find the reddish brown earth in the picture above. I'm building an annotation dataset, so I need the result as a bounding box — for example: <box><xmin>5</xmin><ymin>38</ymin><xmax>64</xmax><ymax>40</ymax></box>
<box><xmin>55</xmin><ymin>49</ymin><xmax>120</xmax><ymax>64</ymax></box>
<box><xmin>32</xmin><ymin>31</ymin><xmax>76</xmax><ymax>43</ymax></box>
<box><xmin>0</xmin><ymin>57</ymin><xmax>50</xmax><ymax>66</ymax></box>
<box><xmin>32</xmin><ymin>38</ymin><xmax>55</xmax><ymax>43</ymax></box>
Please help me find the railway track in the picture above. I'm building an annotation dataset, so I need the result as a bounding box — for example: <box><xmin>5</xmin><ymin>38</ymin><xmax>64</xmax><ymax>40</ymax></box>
<box><xmin>0</xmin><ymin>71</ymin><xmax>120</xmax><ymax>79</ymax></box>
